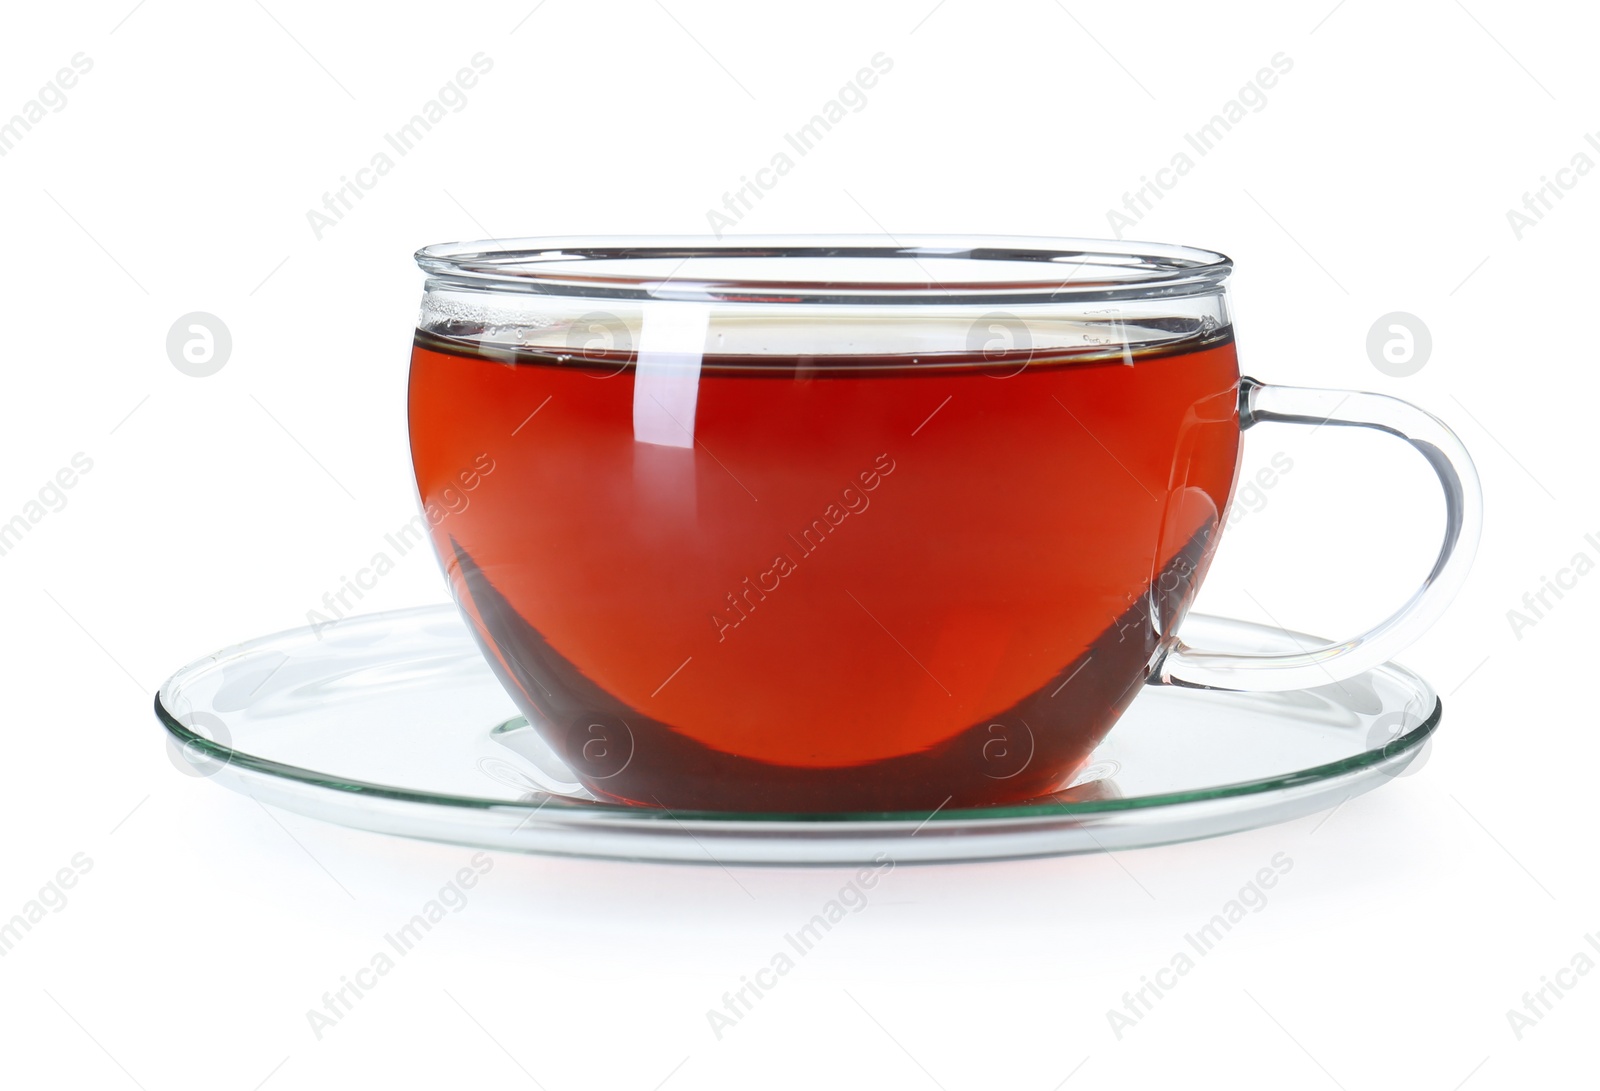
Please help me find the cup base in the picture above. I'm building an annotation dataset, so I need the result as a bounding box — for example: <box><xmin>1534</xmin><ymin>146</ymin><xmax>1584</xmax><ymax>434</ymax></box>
<box><xmin>155</xmin><ymin>605</ymin><xmax>1440</xmax><ymax>866</ymax></box>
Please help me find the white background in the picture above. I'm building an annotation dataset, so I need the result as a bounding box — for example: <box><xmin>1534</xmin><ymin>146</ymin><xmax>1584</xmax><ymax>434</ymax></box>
<box><xmin>1</xmin><ymin>1</ymin><xmax>1594</xmax><ymax>1087</ymax></box>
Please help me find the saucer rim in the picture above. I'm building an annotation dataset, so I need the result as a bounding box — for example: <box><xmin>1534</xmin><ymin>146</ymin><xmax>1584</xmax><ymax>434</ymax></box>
<box><xmin>154</xmin><ymin>669</ymin><xmax>1439</xmax><ymax>827</ymax></box>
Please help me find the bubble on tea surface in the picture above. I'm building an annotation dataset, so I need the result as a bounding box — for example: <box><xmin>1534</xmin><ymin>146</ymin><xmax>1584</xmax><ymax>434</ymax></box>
<box><xmin>1366</xmin><ymin>311</ymin><xmax>1431</xmax><ymax>377</ymax></box>
<box><xmin>966</xmin><ymin>311</ymin><xmax>1034</xmax><ymax>378</ymax></box>
<box><xmin>166</xmin><ymin>311</ymin><xmax>232</xmax><ymax>377</ymax></box>
<box><xmin>1366</xmin><ymin>709</ymin><xmax>1432</xmax><ymax>779</ymax></box>
<box><xmin>166</xmin><ymin>710</ymin><xmax>234</xmax><ymax>778</ymax></box>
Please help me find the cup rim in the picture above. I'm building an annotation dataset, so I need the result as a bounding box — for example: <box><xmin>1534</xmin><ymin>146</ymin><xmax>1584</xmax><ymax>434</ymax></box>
<box><xmin>414</xmin><ymin>234</ymin><xmax>1232</xmax><ymax>305</ymax></box>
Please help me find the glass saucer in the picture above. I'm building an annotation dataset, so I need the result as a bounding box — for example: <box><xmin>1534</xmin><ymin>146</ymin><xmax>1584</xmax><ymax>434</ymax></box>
<box><xmin>155</xmin><ymin>606</ymin><xmax>1439</xmax><ymax>866</ymax></box>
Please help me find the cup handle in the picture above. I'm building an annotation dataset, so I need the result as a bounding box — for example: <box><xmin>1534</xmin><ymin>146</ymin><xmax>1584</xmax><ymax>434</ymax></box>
<box><xmin>1155</xmin><ymin>376</ymin><xmax>1483</xmax><ymax>692</ymax></box>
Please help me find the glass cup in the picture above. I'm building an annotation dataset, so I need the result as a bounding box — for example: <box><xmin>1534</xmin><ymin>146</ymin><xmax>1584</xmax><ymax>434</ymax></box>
<box><xmin>407</xmin><ymin>236</ymin><xmax>1481</xmax><ymax>813</ymax></box>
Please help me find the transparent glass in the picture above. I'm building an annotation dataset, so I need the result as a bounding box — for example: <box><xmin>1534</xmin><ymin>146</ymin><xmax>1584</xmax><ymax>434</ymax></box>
<box><xmin>404</xmin><ymin>235</ymin><xmax>1479</xmax><ymax>814</ymax></box>
<box><xmin>154</xmin><ymin>605</ymin><xmax>1441</xmax><ymax>865</ymax></box>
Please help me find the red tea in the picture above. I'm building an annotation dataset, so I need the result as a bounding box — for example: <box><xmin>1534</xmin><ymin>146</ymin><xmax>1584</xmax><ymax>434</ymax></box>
<box><xmin>409</xmin><ymin>330</ymin><xmax>1240</xmax><ymax>811</ymax></box>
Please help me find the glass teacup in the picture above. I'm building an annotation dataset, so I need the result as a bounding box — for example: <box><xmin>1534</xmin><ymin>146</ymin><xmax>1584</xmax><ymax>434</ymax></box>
<box><xmin>407</xmin><ymin>236</ymin><xmax>1480</xmax><ymax>812</ymax></box>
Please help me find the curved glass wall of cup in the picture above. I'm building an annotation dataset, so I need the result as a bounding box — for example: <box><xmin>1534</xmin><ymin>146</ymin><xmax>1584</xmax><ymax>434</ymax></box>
<box><xmin>411</xmin><ymin>235</ymin><xmax>1235</xmax><ymax>370</ymax></box>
